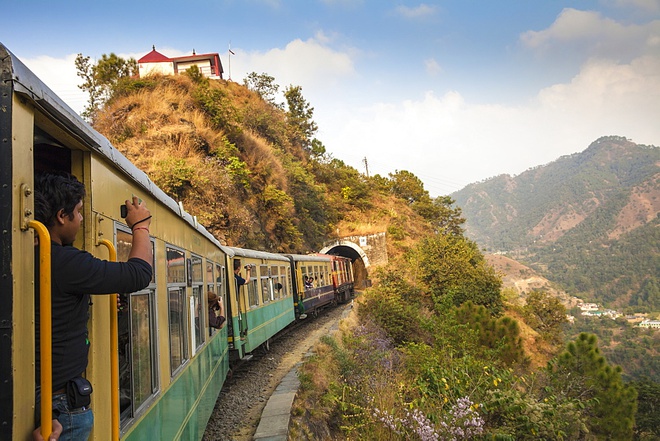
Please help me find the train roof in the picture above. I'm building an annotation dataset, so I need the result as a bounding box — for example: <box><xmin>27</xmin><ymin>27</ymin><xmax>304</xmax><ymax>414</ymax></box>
<box><xmin>226</xmin><ymin>246</ymin><xmax>290</xmax><ymax>262</ymax></box>
<box><xmin>0</xmin><ymin>43</ymin><xmax>229</xmax><ymax>254</ymax></box>
<box><xmin>285</xmin><ymin>253</ymin><xmax>332</xmax><ymax>263</ymax></box>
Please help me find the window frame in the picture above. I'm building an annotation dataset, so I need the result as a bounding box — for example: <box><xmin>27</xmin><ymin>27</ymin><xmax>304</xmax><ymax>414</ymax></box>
<box><xmin>115</xmin><ymin>224</ymin><xmax>160</xmax><ymax>428</ymax></box>
<box><xmin>166</xmin><ymin>245</ymin><xmax>189</xmax><ymax>376</ymax></box>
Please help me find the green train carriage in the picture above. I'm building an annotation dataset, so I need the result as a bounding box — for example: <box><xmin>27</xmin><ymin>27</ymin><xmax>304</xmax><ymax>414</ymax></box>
<box><xmin>0</xmin><ymin>42</ymin><xmax>231</xmax><ymax>440</ymax></box>
<box><xmin>224</xmin><ymin>247</ymin><xmax>296</xmax><ymax>359</ymax></box>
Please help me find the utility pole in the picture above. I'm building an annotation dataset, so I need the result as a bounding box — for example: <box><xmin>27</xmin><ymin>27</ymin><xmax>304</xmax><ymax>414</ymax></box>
<box><xmin>363</xmin><ymin>157</ymin><xmax>369</xmax><ymax>177</ymax></box>
<box><xmin>228</xmin><ymin>41</ymin><xmax>235</xmax><ymax>81</ymax></box>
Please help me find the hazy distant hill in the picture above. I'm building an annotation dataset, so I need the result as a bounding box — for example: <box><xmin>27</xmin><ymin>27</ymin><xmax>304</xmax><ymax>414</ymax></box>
<box><xmin>452</xmin><ymin>136</ymin><xmax>659</xmax><ymax>309</ymax></box>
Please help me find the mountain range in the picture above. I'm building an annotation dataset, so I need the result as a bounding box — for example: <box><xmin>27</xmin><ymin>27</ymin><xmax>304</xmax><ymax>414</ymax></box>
<box><xmin>452</xmin><ymin>136</ymin><xmax>659</xmax><ymax>310</ymax></box>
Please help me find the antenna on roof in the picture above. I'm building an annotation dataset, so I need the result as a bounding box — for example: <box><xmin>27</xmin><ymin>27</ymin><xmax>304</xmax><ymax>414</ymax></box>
<box><xmin>192</xmin><ymin>48</ymin><xmax>196</xmax><ymax>55</ymax></box>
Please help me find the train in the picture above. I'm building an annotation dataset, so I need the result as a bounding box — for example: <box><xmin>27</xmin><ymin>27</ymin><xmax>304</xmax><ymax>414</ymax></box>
<box><xmin>0</xmin><ymin>43</ymin><xmax>354</xmax><ymax>440</ymax></box>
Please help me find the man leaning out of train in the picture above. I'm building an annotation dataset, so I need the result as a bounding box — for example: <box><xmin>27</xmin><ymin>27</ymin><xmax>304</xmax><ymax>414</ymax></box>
<box><xmin>33</xmin><ymin>172</ymin><xmax>153</xmax><ymax>441</ymax></box>
<box><xmin>208</xmin><ymin>291</ymin><xmax>227</xmax><ymax>330</ymax></box>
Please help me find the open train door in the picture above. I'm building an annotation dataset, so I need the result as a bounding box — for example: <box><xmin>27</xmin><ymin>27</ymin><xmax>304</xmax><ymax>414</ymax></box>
<box><xmin>227</xmin><ymin>257</ymin><xmax>249</xmax><ymax>360</ymax></box>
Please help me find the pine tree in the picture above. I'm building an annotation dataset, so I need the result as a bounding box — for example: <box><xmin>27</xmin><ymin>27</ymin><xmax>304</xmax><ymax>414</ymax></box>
<box><xmin>455</xmin><ymin>301</ymin><xmax>526</xmax><ymax>366</ymax></box>
<box><xmin>548</xmin><ymin>333</ymin><xmax>637</xmax><ymax>440</ymax></box>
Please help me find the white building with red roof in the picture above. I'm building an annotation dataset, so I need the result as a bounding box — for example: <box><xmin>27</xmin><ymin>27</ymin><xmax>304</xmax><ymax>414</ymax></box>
<box><xmin>138</xmin><ymin>46</ymin><xmax>224</xmax><ymax>80</ymax></box>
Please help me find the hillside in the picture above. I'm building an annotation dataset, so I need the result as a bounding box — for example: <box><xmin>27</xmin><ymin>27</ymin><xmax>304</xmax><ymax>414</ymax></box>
<box><xmin>453</xmin><ymin>136</ymin><xmax>660</xmax><ymax>309</ymax></box>
<box><xmin>486</xmin><ymin>254</ymin><xmax>581</xmax><ymax>308</ymax></box>
<box><xmin>92</xmin><ymin>72</ymin><xmax>439</xmax><ymax>258</ymax></box>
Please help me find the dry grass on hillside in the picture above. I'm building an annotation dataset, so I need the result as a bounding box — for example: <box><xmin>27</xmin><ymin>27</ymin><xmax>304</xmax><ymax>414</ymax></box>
<box><xmin>93</xmin><ymin>76</ymin><xmax>256</xmax><ymax>242</ymax></box>
<box><xmin>337</xmin><ymin>195</ymin><xmax>434</xmax><ymax>262</ymax></box>
<box><xmin>486</xmin><ymin>254</ymin><xmax>581</xmax><ymax>308</ymax></box>
<box><xmin>505</xmin><ymin>307</ymin><xmax>557</xmax><ymax>369</ymax></box>
<box><xmin>236</xmin><ymin>130</ymin><xmax>288</xmax><ymax>192</ymax></box>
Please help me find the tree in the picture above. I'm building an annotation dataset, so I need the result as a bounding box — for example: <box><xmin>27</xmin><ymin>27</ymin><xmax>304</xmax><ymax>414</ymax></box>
<box><xmin>415</xmin><ymin>234</ymin><xmax>504</xmax><ymax>315</ymax></box>
<box><xmin>631</xmin><ymin>378</ymin><xmax>660</xmax><ymax>439</ymax></box>
<box><xmin>432</xmin><ymin>196</ymin><xmax>465</xmax><ymax>236</ymax></box>
<box><xmin>243</xmin><ymin>72</ymin><xmax>282</xmax><ymax>108</ymax></box>
<box><xmin>309</xmin><ymin>138</ymin><xmax>327</xmax><ymax>159</ymax></box>
<box><xmin>75</xmin><ymin>52</ymin><xmax>137</xmax><ymax>121</ymax></box>
<box><xmin>455</xmin><ymin>301</ymin><xmax>526</xmax><ymax>366</ymax></box>
<box><xmin>389</xmin><ymin>170</ymin><xmax>454</xmax><ymax>223</ymax></box>
<box><xmin>284</xmin><ymin>85</ymin><xmax>318</xmax><ymax>151</ymax></box>
<box><xmin>548</xmin><ymin>333</ymin><xmax>637</xmax><ymax>440</ymax></box>
<box><xmin>389</xmin><ymin>170</ymin><xmax>427</xmax><ymax>203</ymax></box>
<box><xmin>523</xmin><ymin>291</ymin><xmax>568</xmax><ymax>343</ymax></box>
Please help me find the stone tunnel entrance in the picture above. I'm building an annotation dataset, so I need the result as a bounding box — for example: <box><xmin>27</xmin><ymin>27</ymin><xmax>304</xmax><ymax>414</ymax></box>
<box><xmin>320</xmin><ymin>234</ymin><xmax>387</xmax><ymax>290</ymax></box>
<box><xmin>323</xmin><ymin>244</ymin><xmax>369</xmax><ymax>289</ymax></box>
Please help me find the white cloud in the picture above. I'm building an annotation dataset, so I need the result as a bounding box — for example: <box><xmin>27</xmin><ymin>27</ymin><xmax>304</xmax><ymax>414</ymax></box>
<box><xmin>536</xmin><ymin>55</ymin><xmax>660</xmax><ymax>137</ymax></box>
<box><xmin>394</xmin><ymin>4</ymin><xmax>438</xmax><ymax>19</ymax></box>
<box><xmin>320</xmin><ymin>54</ymin><xmax>660</xmax><ymax>196</ymax></box>
<box><xmin>20</xmin><ymin>48</ymin><xmax>187</xmax><ymax>116</ymax></box>
<box><xmin>16</xmin><ymin>16</ymin><xmax>659</xmax><ymax>198</ymax></box>
<box><xmin>230</xmin><ymin>35</ymin><xmax>357</xmax><ymax>103</ymax></box>
<box><xmin>521</xmin><ymin>8</ymin><xmax>660</xmax><ymax>61</ymax></box>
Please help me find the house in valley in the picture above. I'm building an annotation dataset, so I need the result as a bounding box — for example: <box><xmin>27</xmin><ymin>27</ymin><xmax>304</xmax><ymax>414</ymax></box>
<box><xmin>138</xmin><ymin>46</ymin><xmax>224</xmax><ymax>80</ymax></box>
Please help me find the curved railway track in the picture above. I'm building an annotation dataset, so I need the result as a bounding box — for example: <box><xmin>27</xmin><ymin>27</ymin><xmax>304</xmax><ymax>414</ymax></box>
<box><xmin>203</xmin><ymin>303</ymin><xmax>351</xmax><ymax>441</ymax></box>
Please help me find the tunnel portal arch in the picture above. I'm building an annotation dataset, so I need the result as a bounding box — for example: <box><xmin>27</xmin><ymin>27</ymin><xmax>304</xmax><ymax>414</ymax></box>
<box><xmin>320</xmin><ymin>241</ymin><xmax>370</xmax><ymax>289</ymax></box>
<box><xmin>320</xmin><ymin>241</ymin><xmax>370</xmax><ymax>268</ymax></box>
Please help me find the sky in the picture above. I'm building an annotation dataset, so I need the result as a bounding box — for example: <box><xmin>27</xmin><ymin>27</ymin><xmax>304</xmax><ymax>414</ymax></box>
<box><xmin>3</xmin><ymin>0</ymin><xmax>660</xmax><ymax>196</ymax></box>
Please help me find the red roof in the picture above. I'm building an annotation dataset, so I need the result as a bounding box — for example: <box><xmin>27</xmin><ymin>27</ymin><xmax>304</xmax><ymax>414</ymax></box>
<box><xmin>138</xmin><ymin>47</ymin><xmax>171</xmax><ymax>63</ymax></box>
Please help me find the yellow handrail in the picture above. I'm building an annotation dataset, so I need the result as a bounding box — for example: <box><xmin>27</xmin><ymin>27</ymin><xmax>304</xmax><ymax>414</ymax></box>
<box><xmin>29</xmin><ymin>220</ymin><xmax>52</xmax><ymax>440</ymax></box>
<box><xmin>98</xmin><ymin>239</ymin><xmax>119</xmax><ymax>441</ymax></box>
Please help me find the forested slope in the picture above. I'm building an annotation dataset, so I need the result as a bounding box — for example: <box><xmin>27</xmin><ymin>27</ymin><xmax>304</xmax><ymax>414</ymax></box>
<box><xmin>452</xmin><ymin>136</ymin><xmax>659</xmax><ymax>309</ymax></box>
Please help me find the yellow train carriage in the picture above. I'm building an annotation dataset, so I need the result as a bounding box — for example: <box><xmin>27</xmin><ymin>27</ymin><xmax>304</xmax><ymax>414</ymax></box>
<box><xmin>1</xmin><ymin>43</ymin><xmax>230</xmax><ymax>440</ymax></box>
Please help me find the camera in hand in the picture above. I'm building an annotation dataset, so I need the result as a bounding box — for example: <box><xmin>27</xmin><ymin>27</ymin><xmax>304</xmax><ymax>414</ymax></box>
<box><xmin>120</xmin><ymin>204</ymin><xmax>128</xmax><ymax>218</ymax></box>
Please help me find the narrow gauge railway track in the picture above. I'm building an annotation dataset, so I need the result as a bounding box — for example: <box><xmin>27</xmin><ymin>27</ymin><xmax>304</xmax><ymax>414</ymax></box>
<box><xmin>203</xmin><ymin>303</ymin><xmax>351</xmax><ymax>441</ymax></box>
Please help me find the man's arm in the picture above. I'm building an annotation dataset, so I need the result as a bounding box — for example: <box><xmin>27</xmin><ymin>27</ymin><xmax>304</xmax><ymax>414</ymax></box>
<box><xmin>217</xmin><ymin>299</ymin><xmax>226</xmax><ymax>329</ymax></box>
<box><xmin>124</xmin><ymin>196</ymin><xmax>153</xmax><ymax>265</ymax></box>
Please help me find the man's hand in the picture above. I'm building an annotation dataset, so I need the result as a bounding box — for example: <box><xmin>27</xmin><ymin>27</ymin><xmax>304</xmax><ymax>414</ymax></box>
<box><xmin>33</xmin><ymin>419</ymin><xmax>63</xmax><ymax>441</ymax></box>
<box><xmin>125</xmin><ymin>196</ymin><xmax>151</xmax><ymax>230</ymax></box>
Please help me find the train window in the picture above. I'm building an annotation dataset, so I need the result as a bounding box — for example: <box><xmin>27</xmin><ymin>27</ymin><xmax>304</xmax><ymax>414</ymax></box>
<box><xmin>168</xmin><ymin>287</ymin><xmax>187</xmax><ymax>375</ymax></box>
<box><xmin>206</xmin><ymin>261</ymin><xmax>214</xmax><ymax>335</ymax></box>
<box><xmin>320</xmin><ymin>265</ymin><xmax>326</xmax><ymax>286</ymax></box>
<box><xmin>209</xmin><ymin>263</ymin><xmax>226</xmax><ymax>336</ymax></box>
<box><xmin>247</xmin><ymin>276</ymin><xmax>259</xmax><ymax>308</ymax></box>
<box><xmin>192</xmin><ymin>255</ymin><xmax>203</xmax><ymax>283</ymax></box>
<box><xmin>116</xmin><ymin>227</ymin><xmax>159</xmax><ymax>425</ymax></box>
<box><xmin>216</xmin><ymin>264</ymin><xmax>226</xmax><ymax>300</ymax></box>
<box><xmin>280</xmin><ymin>266</ymin><xmax>289</xmax><ymax>297</ymax></box>
<box><xmin>191</xmin><ymin>255</ymin><xmax>204</xmax><ymax>352</ymax></box>
<box><xmin>167</xmin><ymin>247</ymin><xmax>186</xmax><ymax>284</ymax></box>
<box><xmin>302</xmin><ymin>266</ymin><xmax>310</xmax><ymax>290</ymax></box>
<box><xmin>260</xmin><ymin>265</ymin><xmax>271</xmax><ymax>303</ymax></box>
<box><xmin>271</xmin><ymin>266</ymin><xmax>280</xmax><ymax>299</ymax></box>
<box><xmin>206</xmin><ymin>261</ymin><xmax>214</xmax><ymax>294</ymax></box>
<box><xmin>128</xmin><ymin>292</ymin><xmax>156</xmax><ymax>408</ymax></box>
<box><xmin>167</xmin><ymin>246</ymin><xmax>188</xmax><ymax>375</ymax></box>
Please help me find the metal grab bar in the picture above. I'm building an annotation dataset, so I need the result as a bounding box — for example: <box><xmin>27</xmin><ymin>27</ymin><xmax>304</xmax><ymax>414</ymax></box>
<box><xmin>29</xmin><ymin>220</ymin><xmax>52</xmax><ymax>440</ymax></box>
<box><xmin>98</xmin><ymin>239</ymin><xmax>120</xmax><ymax>441</ymax></box>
